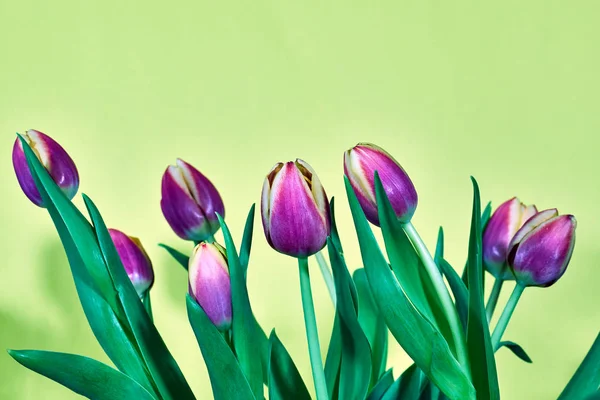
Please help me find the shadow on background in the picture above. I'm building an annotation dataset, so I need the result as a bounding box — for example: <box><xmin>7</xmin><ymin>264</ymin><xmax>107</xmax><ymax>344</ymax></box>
<box><xmin>0</xmin><ymin>240</ymin><xmax>95</xmax><ymax>398</ymax></box>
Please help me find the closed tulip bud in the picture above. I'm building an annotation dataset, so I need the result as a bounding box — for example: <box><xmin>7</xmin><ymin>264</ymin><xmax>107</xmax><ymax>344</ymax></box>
<box><xmin>108</xmin><ymin>229</ymin><xmax>154</xmax><ymax>297</ymax></box>
<box><xmin>12</xmin><ymin>130</ymin><xmax>79</xmax><ymax>207</ymax></box>
<box><xmin>483</xmin><ymin>197</ymin><xmax>538</xmax><ymax>279</ymax></box>
<box><xmin>507</xmin><ymin>209</ymin><xmax>577</xmax><ymax>287</ymax></box>
<box><xmin>161</xmin><ymin>159</ymin><xmax>225</xmax><ymax>242</ymax></box>
<box><xmin>188</xmin><ymin>242</ymin><xmax>232</xmax><ymax>331</ymax></box>
<box><xmin>261</xmin><ymin>159</ymin><xmax>330</xmax><ymax>258</ymax></box>
<box><xmin>344</xmin><ymin>143</ymin><xmax>417</xmax><ymax>225</ymax></box>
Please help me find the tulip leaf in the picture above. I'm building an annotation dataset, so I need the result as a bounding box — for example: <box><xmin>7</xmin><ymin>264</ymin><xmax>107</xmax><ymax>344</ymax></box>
<box><xmin>354</xmin><ymin>268</ymin><xmax>388</xmax><ymax>388</ymax></box>
<box><xmin>8</xmin><ymin>350</ymin><xmax>157</xmax><ymax>400</ymax></box>
<box><xmin>498</xmin><ymin>341</ymin><xmax>532</xmax><ymax>363</ymax></box>
<box><xmin>374</xmin><ymin>174</ymin><xmax>456</xmax><ymax>355</ymax></box>
<box><xmin>84</xmin><ymin>195</ymin><xmax>195</xmax><ymax>400</ymax></box>
<box><xmin>382</xmin><ymin>363</ymin><xmax>422</xmax><ymax>400</ymax></box>
<box><xmin>327</xmin><ymin>237</ymin><xmax>372</xmax><ymax>400</ymax></box>
<box><xmin>142</xmin><ymin>291</ymin><xmax>154</xmax><ymax>321</ymax></box>
<box><xmin>558</xmin><ymin>332</ymin><xmax>600</xmax><ymax>400</ymax></box>
<box><xmin>216</xmin><ymin>214</ymin><xmax>263</xmax><ymax>399</ymax></box>
<box><xmin>466</xmin><ymin>177</ymin><xmax>500</xmax><ymax>400</ymax></box>
<box><xmin>462</xmin><ymin>201</ymin><xmax>492</xmax><ymax>287</ymax></box>
<box><xmin>344</xmin><ymin>176</ymin><xmax>474</xmax><ymax>400</ymax></box>
<box><xmin>267</xmin><ymin>330</ymin><xmax>311</xmax><ymax>400</ymax></box>
<box><xmin>434</xmin><ymin>227</ymin><xmax>445</xmax><ymax>264</ymax></box>
<box><xmin>324</xmin><ymin>314</ymin><xmax>343</xmax><ymax>398</ymax></box>
<box><xmin>239</xmin><ymin>204</ymin><xmax>255</xmax><ymax>275</ymax></box>
<box><xmin>438</xmin><ymin>257</ymin><xmax>468</xmax><ymax>331</ymax></box>
<box><xmin>18</xmin><ymin>135</ymin><xmax>157</xmax><ymax>394</ymax></box>
<box><xmin>158</xmin><ymin>243</ymin><xmax>190</xmax><ymax>270</ymax></box>
<box><xmin>186</xmin><ymin>295</ymin><xmax>255</xmax><ymax>400</ymax></box>
<box><xmin>367</xmin><ymin>369</ymin><xmax>394</xmax><ymax>400</ymax></box>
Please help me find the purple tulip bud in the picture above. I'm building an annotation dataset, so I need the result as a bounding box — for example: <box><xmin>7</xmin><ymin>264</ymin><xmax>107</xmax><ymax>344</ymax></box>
<box><xmin>12</xmin><ymin>130</ymin><xmax>79</xmax><ymax>207</ymax></box>
<box><xmin>344</xmin><ymin>143</ymin><xmax>418</xmax><ymax>225</ymax></box>
<box><xmin>483</xmin><ymin>197</ymin><xmax>538</xmax><ymax>279</ymax></box>
<box><xmin>108</xmin><ymin>229</ymin><xmax>155</xmax><ymax>296</ymax></box>
<box><xmin>160</xmin><ymin>159</ymin><xmax>225</xmax><ymax>242</ymax></box>
<box><xmin>261</xmin><ymin>159</ymin><xmax>330</xmax><ymax>258</ymax></box>
<box><xmin>188</xmin><ymin>242</ymin><xmax>232</xmax><ymax>331</ymax></box>
<box><xmin>507</xmin><ymin>209</ymin><xmax>577</xmax><ymax>287</ymax></box>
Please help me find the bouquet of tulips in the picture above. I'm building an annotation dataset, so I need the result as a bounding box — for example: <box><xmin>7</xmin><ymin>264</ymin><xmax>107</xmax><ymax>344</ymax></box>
<box><xmin>9</xmin><ymin>130</ymin><xmax>599</xmax><ymax>400</ymax></box>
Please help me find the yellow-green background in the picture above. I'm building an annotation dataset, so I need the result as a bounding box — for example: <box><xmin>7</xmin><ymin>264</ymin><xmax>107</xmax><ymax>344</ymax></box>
<box><xmin>1</xmin><ymin>1</ymin><xmax>599</xmax><ymax>398</ymax></box>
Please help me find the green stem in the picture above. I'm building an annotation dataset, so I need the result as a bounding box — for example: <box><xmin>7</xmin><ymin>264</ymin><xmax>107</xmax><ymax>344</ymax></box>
<box><xmin>491</xmin><ymin>283</ymin><xmax>525</xmax><ymax>350</ymax></box>
<box><xmin>315</xmin><ymin>252</ymin><xmax>336</xmax><ymax>306</ymax></box>
<box><xmin>485</xmin><ymin>278</ymin><xmax>504</xmax><ymax>322</ymax></box>
<box><xmin>403</xmin><ymin>222</ymin><xmax>469</xmax><ymax>371</ymax></box>
<box><xmin>298</xmin><ymin>257</ymin><xmax>328</xmax><ymax>400</ymax></box>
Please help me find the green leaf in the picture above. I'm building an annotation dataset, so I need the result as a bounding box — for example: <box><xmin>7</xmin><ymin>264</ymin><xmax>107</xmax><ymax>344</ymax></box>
<box><xmin>187</xmin><ymin>295</ymin><xmax>255</xmax><ymax>400</ymax></box>
<box><xmin>239</xmin><ymin>204</ymin><xmax>256</xmax><ymax>275</ymax></box>
<box><xmin>18</xmin><ymin>135</ymin><xmax>156</xmax><ymax>394</ymax></box>
<box><xmin>325</xmin><ymin>314</ymin><xmax>343</xmax><ymax>399</ymax></box>
<box><xmin>374</xmin><ymin>174</ymin><xmax>456</xmax><ymax>353</ymax></box>
<box><xmin>438</xmin><ymin>257</ymin><xmax>468</xmax><ymax>332</ymax></box>
<box><xmin>367</xmin><ymin>369</ymin><xmax>394</xmax><ymax>400</ymax></box>
<box><xmin>382</xmin><ymin>364</ymin><xmax>422</xmax><ymax>400</ymax></box>
<box><xmin>84</xmin><ymin>195</ymin><xmax>195</xmax><ymax>400</ymax></box>
<box><xmin>465</xmin><ymin>178</ymin><xmax>499</xmax><ymax>400</ymax></box>
<box><xmin>354</xmin><ymin>269</ymin><xmax>388</xmax><ymax>388</ymax></box>
<box><xmin>267</xmin><ymin>330</ymin><xmax>311</xmax><ymax>400</ymax></box>
<box><xmin>498</xmin><ymin>341</ymin><xmax>532</xmax><ymax>363</ymax></box>
<box><xmin>8</xmin><ymin>350</ymin><xmax>156</xmax><ymax>400</ymax></box>
<box><xmin>142</xmin><ymin>291</ymin><xmax>153</xmax><ymax>321</ymax></box>
<box><xmin>434</xmin><ymin>227</ymin><xmax>445</xmax><ymax>264</ymax></box>
<box><xmin>158</xmin><ymin>243</ymin><xmax>190</xmax><ymax>270</ymax></box>
<box><xmin>216</xmin><ymin>214</ymin><xmax>263</xmax><ymax>399</ymax></box>
<box><xmin>328</xmin><ymin>237</ymin><xmax>372</xmax><ymax>400</ymax></box>
<box><xmin>344</xmin><ymin>176</ymin><xmax>474</xmax><ymax>400</ymax></box>
<box><xmin>559</xmin><ymin>333</ymin><xmax>600</xmax><ymax>399</ymax></box>
<box><xmin>462</xmin><ymin>201</ymin><xmax>492</xmax><ymax>287</ymax></box>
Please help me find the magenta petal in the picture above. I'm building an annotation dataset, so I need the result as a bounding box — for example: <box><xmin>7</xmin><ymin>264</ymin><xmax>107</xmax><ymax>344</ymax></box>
<box><xmin>509</xmin><ymin>215</ymin><xmax>576</xmax><ymax>287</ymax></box>
<box><xmin>266</xmin><ymin>162</ymin><xmax>329</xmax><ymax>257</ymax></box>
<box><xmin>189</xmin><ymin>243</ymin><xmax>232</xmax><ymax>331</ymax></box>
<box><xmin>483</xmin><ymin>198</ymin><xmax>521</xmax><ymax>278</ymax></box>
<box><xmin>109</xmin><ymin>229</ymin><xmax>154</xmax><ymax>296</ymax></box>
<box><xmin>12</xmin><ymin>130</ymin><xmax>79</xmax><ymax>207</ymax></box>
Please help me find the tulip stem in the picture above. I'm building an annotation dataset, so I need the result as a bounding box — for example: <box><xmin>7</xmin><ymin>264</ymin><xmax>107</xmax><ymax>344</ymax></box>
<box><xmin>402</xmin><ymin>222</ymin><xmax>469</xmax><ymax>371</ymax></box>
<box><xmin>315</xmin><ymin>251</ymin><xmax>336</xmax><ymax>306</ymax></box>
<box><xmin>491</xmin><ymin>283</ymin><xmax>525</xmax><ymax>350</ymax></box>
<box><xmin>298</xmin><ymin>257</ymin><xmax>328</xmax><ymax>400</ymax></box>
<box><xmin>485</xmin><ymin>278</ymin><xmax>504</xmax><ymax>322</ymax></box>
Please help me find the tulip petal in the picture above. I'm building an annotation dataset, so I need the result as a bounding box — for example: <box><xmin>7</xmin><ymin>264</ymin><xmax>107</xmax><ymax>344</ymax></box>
<box><xmin>109</xmin><ymin>229</ymin><xmax>154</xmax><ymax>296</ymax></box>
<box><xmin>508</xmin><ymin>208</ymin><xmax>559</xmax><ymax>254</ymax></box>
<box><xmin>509</xmin><ymin>215</ymin><xmax>576</xmax><ymax>287</ymax></box>
<box><xmin>267</xmin><ymin>162</ymin><xmax>329</xmax><ymax>257</ymax></box>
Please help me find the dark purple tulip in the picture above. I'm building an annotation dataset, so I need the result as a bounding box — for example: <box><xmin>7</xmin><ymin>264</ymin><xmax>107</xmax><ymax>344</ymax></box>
<box><xmin>344</xmin><ymin>143</ymin><xmax>418</xmax><ymax>225</ymax></box>
<box><xmin>109</xmin><ymin>229</ymin><xmax>154</xmax><ymax>296</ymax></box>
<box><xmin>12</xmin><ymin>130</ymin><xmax>79</xmax><ymax>207</ymax></box>
<box><xmin>160</xmin><ymin>159</ymin><xmax>225</xmax><ymax>242</ymax></box>
<box><xmin>507</xmin><ymin>209</ymin><xmax>577</xmax><ymax>287</ymax></box>
<box><xmin>261</xmin><ymin>159</ymin><xmax>330</xmax><ymax>258</ymax></box>
<box><xmin>188</xmin><ymin>242</ymin><xmax>232</xmax><ymax>331</ymax></box>
<box><xmin>483</xmin><ymin>197</ymin><xmax>537</xmax><ymax>279</ymax></box>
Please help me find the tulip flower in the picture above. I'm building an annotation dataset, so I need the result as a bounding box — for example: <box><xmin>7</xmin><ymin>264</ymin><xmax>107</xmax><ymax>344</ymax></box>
<box><xmin>12</xmin><ymin>130</ymin><xmax>79</xmax><ymax>207</ymax></box>
<box><xmin>188</xmin><ymin>242</ymin><xmax>232</xmax><ymax>331</ymax></box>
<box><xmin>161</xmin><ymin>159</ymin><xmax>225</xmax><ymax>242</ymax></box>
<box><xmin>344</xmin><ymin>143</ymin><xmax>417</xmax><ymax>225</ymax></box>
<box><xmin>109</xmin><ymin>229</ymin><xmax>154</xmax><ymax>297</ymax></box>
<box><xmin>507</xmin><ymin>209</ymin><xmax>577</xmax><ymax>287</ymax></box>
<box><xmin>261</xmin><ymin>159</ymin><xmax>330</xmax><ymax>258</ymax></box>
<box><xmin>483</xmin><ymin>197</ymin><xmax>538</xmax><ymax>279</ymax></box>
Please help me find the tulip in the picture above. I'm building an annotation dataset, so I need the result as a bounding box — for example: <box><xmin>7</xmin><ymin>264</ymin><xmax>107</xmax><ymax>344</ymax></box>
<box><xmin>483</xmin><ymin>197</ymin><xmax>538</xmax><ymax>279</ymax></box>
<box><xmin>12</xmin><ymin>130</ymin><xmax>79</xmax><ymax>207</ymax></box>
<box><xmin>109</xmin><ymin>229</ymin><xmax>154</xmax><ymax>297</ymax></box>
<box><xmin>161</xmin><ymin>159</ymin><xmax>225</xmax><ymax>242</ymax></box>
<box><xmin>188</xmin><ymin>242</ymin><xmax>232</xmax><ymax>331</ymax></box>
<box><xmin>344</xmin><ymin>143</ymin><xmax>417</xmax><ymax>225</ymax></box>
<box><xmin>507</xmin><ymin>209</ymin><xmax>576</xmax><ymax>287</ymax></box>
<box><xmin>261</xmin><ymin>159</ymin><xmax>330</xmax><ymax>258</ymax></box>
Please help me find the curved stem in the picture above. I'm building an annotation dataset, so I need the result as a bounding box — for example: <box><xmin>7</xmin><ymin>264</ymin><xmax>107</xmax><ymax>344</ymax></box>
<box><xmin>298</xmin><ymin>257</ymin><xmax>328</xmax><ymax>400</ymax></box>
<box><xmin>491</xmin><ymin>283</ymin><xmax>525</xmax><ymax>350</ymax></box>
<box><xmin>485</xmin><ymin>278</ymin><xmax>504</xmax><ymax>322</ymax></box>
<box><xmin>315</xmin><ymin>252</ymin><xmax>336</xmax><ymax>306</ymax></box>
<box><xmin>402</xmin><ymin>222</ymin><xmax>469</xmax><ymax>371</ymax></box>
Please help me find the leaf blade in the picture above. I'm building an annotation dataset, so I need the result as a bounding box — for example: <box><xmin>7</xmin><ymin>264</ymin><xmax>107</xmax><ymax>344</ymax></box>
<box><xmin>268</xmin><ymin>330</ymin><xmax>311</xmax><ymax>400</ymax></box>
